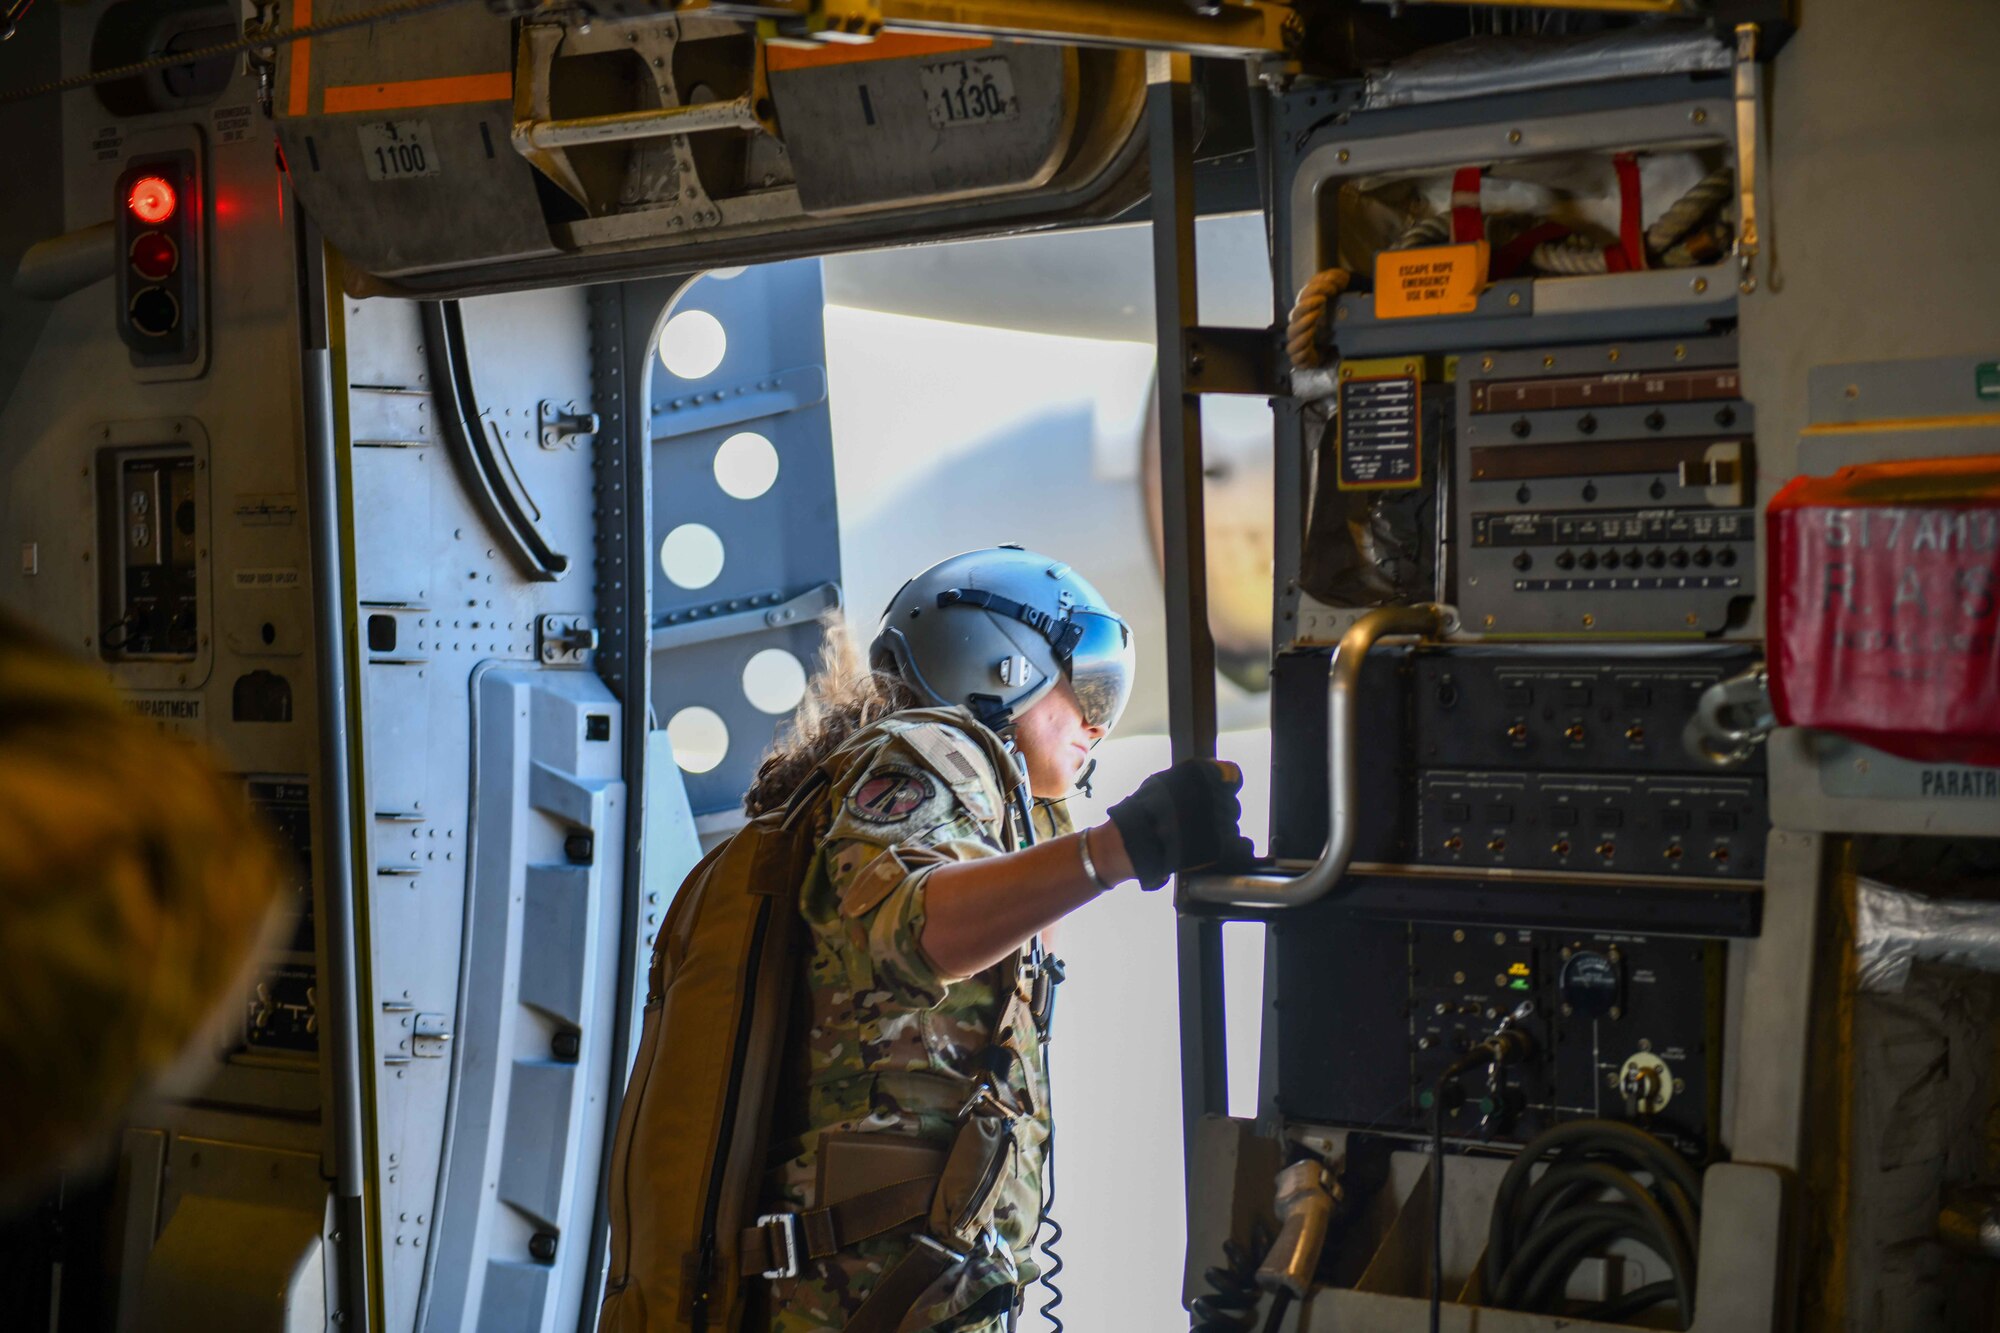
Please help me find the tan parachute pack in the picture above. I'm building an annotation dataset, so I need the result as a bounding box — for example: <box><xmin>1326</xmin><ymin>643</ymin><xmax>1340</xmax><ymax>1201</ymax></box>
<box><xmin>599</xmin><ymin>707</ymin><xmax>1020</xmax><ymax>1333</ymax></box>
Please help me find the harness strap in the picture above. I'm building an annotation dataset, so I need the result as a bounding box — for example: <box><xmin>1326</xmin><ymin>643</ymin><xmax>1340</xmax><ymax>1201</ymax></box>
<box><xmin>1449</xmin><ymin>166</ymin><xmax>1484</xmax><ymax>243</ymax></box>
<box><xmin>737</xmin><ymin>1174</ymin><xmax>941</xmax><ymax>1277</ymax></box>
<box><xmin>840</xmin><ymin>1238</ymin><xmax>959</xmax><ymax>1333</ymax></box>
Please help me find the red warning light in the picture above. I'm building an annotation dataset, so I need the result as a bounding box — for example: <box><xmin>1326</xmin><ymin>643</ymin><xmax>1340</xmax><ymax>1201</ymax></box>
<box><xmin>128</xmin><ymin>176</ymin><xmax>177</xmax><ymax>225</ymax></box>
<box><xmin>130</xmin><ymin>231</ymin><xmax>179</xmax><ymax>281</ymax></box>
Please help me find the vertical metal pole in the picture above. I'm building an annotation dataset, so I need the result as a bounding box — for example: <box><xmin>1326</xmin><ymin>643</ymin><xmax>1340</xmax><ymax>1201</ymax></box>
<box><xmin>299</xmin><ymin>226</ymin><xmax>375</xmax><ymax>1332</ymax></box>
<box><xmin>1148</xmin><ymin>53</ymin><xmax>1230</xmax><ymax>1177</ymax></box>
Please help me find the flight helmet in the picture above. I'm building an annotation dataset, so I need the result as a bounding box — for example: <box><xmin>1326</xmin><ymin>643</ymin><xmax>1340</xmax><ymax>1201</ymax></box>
<box><xmin>870</xmin><ymin>546</ymin><xmax>1135</xmax><ymax>736</ymax></box>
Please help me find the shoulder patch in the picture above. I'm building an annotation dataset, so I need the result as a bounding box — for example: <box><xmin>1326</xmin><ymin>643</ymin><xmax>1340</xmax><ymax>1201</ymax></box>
<box><xmin>846</xmin><ymin>765</ymin><xmax>937</xmax><ymax>825</ymax></box>
<box><xmin>890</xmin><ymin>722</ymin><xmax>1005</xmax><ymax>826</ymax></box>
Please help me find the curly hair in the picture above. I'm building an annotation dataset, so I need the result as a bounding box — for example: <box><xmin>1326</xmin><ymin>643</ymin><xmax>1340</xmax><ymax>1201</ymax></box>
<box><xmin>742</xmin><ymin>614</ymin><xmax>919</xmax><ymax>817</ymax></box>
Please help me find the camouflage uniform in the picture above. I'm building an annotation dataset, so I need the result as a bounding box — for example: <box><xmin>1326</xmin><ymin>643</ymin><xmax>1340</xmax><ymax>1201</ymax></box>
<box><xmin>761</xmin><ymin>713</ymin><xmax>1071</xmax><ymax>1333</ymax></box>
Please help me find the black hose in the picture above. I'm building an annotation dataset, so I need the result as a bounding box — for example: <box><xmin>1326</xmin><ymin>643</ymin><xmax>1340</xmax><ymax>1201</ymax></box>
<box><xmin>1481</xmin><ymin>1120</ymin><xmax>1702</xmax><ymax>1330</ymax></box>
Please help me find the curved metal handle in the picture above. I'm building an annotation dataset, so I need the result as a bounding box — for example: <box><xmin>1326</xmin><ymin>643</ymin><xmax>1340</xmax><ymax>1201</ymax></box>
<box><xmin>1682</xmin><ymin>663</ymin><xmax>1773</xmax><ymax>767</ymax></box>
<box><xmin>1183</xmin><ymin>603</ymin><xmax>1453</xmax><ymax>910</ymax></box>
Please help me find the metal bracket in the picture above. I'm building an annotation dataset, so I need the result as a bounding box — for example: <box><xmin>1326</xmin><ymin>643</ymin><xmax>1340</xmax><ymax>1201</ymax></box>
<box><xmin>1184</xmin><ymin>325</ymin><xmax>1282</xmax><ymax>397</ymax></box>
<box><xmin>538</xmin><ymin>399</ymin><xmax>599</xmax><ymax>450</ymax></box>
<box><xmin>538</xmin><ymin>613</ymin><xmax>599</xmax><ymax>665</ymax></box>
<box><xmin>650</xmin><ymin>581</ymin><xmax>840</xmax><ymax>653</ymax></box>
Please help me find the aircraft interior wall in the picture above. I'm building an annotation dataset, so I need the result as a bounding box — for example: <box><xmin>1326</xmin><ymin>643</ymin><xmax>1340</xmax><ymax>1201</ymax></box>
<box><xmin>2</xmin><ymin>1</ymin><xmax>1999</xmax><ymax>1331</ymax></box>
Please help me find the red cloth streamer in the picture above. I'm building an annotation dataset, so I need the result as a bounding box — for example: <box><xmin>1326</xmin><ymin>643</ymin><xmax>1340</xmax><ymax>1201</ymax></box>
<box><xmin>1450</xmin><ymin>166</ymin><xmax>1484</xmax><ymax>244</ymax></box>
<box><xmin>1767</xmin><ymin>454</ymin><xmax>2000</xmax><ymax>767</ymax></box>
<box><xmin>1613</xmin><ymin>152</ymin><xmax>1646</xmax><ymax>271</ymax></box>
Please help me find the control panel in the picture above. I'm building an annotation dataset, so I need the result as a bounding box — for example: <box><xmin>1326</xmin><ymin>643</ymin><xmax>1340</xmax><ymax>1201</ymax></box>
<box><xmin>98</xmin><ymin>448</ymin><xmax>200</xmax><ymax>660</ymax></box>
<box><xmin>1274</xmin><ymin>914</ymin><xmax>1721</xmax><ymax>1157</ymax></box>
<box><xmin>1455</xmin><ymin>336</ymin><xmax>1754</xmax><ymax>636</ymax></box>
<box><xmin>1272</xmin><ymin>644</ymin><xmax>1769</xmax><ymax>883</ymax></box>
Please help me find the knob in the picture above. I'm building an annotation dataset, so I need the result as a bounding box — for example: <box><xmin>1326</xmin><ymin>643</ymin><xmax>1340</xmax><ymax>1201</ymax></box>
<box><xmin>1596</xmin><ymin>842</ymin><xmax>1617</xmax><ymax>859</ymax></box>
<box><xmin>1551</xmin><ymin>839</ymin><xmax>1572</xmax><ymax>857</ymax></box>
<box><xmin>1578</xmin><ymin>551</ymin><xmax>1599</xmax><ymax>571</ymax></box>
<box><xmin>1578</xmin><ymin>413</ymin><xmax>1598</xmax><ymax>434</ymax></box>
<box><xmin>1646</xmin><ymin>549</ymin><xmax>1665</xmax><ymax>568</ymax></box>
<box><xmin>1644</xmin><ymin>410</ymin><xmax>1666</xmax><ymax>431</ymax></box>
<box><xmin>1487</xmin><ymin>837</ymin><xmax>1508</xmax><ymax>853</ymax></box>
<box><xmin>1512</xmin><ymin>418</ymin><xmax>1532</xmax><ymax>439</ymax></box>
<box><xmin>1601</xmin><ymin>548</ymin><xmax>1620</xmax><ymax>568</ymax></box>
<box><xmin>1506</xmin><ymin>722</ymin><xmax>1529</xmax><ymax>742</ymax></box>
<box><xmin>1693</xmin><ymin>547</ymin><xmax>1713</xmax><ymax>567</ymax></box>
<box><xmin>1443</xmin><ymin>835</ymin><xmax>1464</xmax><ymax>851</ymax></box>
<box><xmin>1663</xmin><ymin>844</ymin><xmax>1685</xmax><ymax>860</ymax></box>
<box><xmin>1717</xmin><ymin>547</ymin><xmax>1738</xmax><ymax>567</ymax></box>
<box><xmin>1513</xmin><ymin>551</ymin><xmax>1533</xmax><ymax>571</ymax></box>
<box><xmin>1670</xmin><ymin>547</ymin><xmax>1690</xmax><ymax>568</ymax></box>
<box><xmin>1555</xmin><ymin>549</ymin><xmax>1576</xmax><ymax>570</ymax></box>
<box><xmin>1716</xmin><ymin>406</ymin><xmax>1737</xmax><ymax>427</ymax></box>
<box><xmin>1564</xmin><ymin>723</ymin><xmax>1586</xmax><ymax>742</ymax></box>
<box><xmin>1625</xmin><ymin>724</ymin><xmax>1645</xmax><ymax>742</ymax></box>
<box><xmin>1710</xmin><ymin>845</ymin><xmax>1732</xmax><ymax>863</ymax></box>
<box><xmin>1623</xmin><ymin>549</ymin><xmax>1643</xmax><ymax>569</ymax></box>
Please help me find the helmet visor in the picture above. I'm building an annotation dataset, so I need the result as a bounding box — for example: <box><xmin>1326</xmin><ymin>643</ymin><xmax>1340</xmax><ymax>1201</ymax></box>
<box><xmin>1061</xmin><ymin>610</ymin><xmax>1134</xmax><ymax>734</ymax></box>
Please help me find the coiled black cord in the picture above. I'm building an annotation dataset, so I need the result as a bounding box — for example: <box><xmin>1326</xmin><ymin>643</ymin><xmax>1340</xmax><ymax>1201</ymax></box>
<box><xmin>1035</xmin><ymin>1110</ymin><xmax>1065</xmax><ymax>1333</ymax></box>
<box><xmin>1189</xmin><ymin>1227</ymin><xmax>1269</xmax><ymax>1333</ymax></box>
<box><xmin>1482</xmin><ymin>1120</ymin><xmax>1702</xmax><ymax>1328</ymax></box>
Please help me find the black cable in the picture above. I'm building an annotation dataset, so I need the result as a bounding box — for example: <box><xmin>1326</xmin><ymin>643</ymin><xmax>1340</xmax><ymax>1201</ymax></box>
<box><xmin>1592</xmin><ymin>1278</ymin><xmax>1678</xmax><ymax>1324</ymax></box>
<box><xmin>0</xmin><ymin>0</ymin><xmax>490</xmax><ymax>106</ymax></box>
<box><xmin>1035</xmin><ymin>1073</ymin><xmax>1065</xmax><ymax>1333</ymax></box>
<box><xmin>1190</xmin><ymin>1231</ymin><xmax>1267</xmax><ymax>1333</ymax></box>
<box><xmin>1482</xmin><ymin>1121</ymin><xmax>1702</xmax><ymax>1330</ymax></box>
<box><xmin>1259</xmin><ymin>1289</ymin><xmax>1292</xmax><ymax>1333</ymax></box>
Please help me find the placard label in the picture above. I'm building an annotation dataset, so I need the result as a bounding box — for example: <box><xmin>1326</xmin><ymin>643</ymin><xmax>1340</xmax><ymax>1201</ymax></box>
<box><xmin>1375</xmin><ymin>242</ymin><xmax>1489</xmax><ymax>319</ymax></box>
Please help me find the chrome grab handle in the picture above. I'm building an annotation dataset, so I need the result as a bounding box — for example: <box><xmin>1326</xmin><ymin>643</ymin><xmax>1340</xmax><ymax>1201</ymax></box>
<box><xmin>1183</xmin><ymin>602</ymin><xmax>1454</xmax><ymax>910</ymax></box>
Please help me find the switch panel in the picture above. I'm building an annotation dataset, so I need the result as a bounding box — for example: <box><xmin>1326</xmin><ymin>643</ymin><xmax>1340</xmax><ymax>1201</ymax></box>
<box><xmin>1456</xmin><ymin>335</ymin><xmax>1754</xmax><ymax>636</ymax></box>
<box><xmin>1274</xmin><ymin>914</ymin><xmax>1722</xmax><ymax>1158</ymax></box>
<box><xmin>1272</xmin><ymin>643</ymin><xmax>1769</xmax><ymax>883</ymax></box>
<box><xmin>99</xmin><ymin>449</ymin><xmax>200</xmax><ymax>660</ymax></box>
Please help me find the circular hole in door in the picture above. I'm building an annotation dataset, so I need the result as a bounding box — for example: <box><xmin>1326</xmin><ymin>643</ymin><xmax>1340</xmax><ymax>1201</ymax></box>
<box><xmin>666</xmin><ymin>706</ymin><xmax>729</xmax><ymax>774</ymax></box>
<box><xmin>713</xmin><ymin>431</ymin><xmax>780</xmax><ymax>500</ymax></box>
<box><xmin>742</xmin><ymin>647</ymin><xmax>808</xmax><ymax>715</ymax></box>
<box><xmin>657</xmin><ymin>309</ymin><xmax>728</xmax><ymax>380</ymax></box>
<box><xmin>660</xmin><ymin>523</ymin><xmax>725</xmax><ymax>589</ymax></box>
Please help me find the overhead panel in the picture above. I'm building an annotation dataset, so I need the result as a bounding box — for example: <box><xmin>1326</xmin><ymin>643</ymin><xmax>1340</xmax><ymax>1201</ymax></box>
<box><xmin>273</xmin><ymin>7</ymin><xmax>1154</xmax><ymax>297</ymax></box>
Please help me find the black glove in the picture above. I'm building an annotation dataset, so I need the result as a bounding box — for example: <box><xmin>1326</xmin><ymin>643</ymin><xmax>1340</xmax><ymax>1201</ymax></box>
<box><xmin>1105</xmin><ymin>758</ymin><xmax>1254</xmax><ymax>891</ymax></box>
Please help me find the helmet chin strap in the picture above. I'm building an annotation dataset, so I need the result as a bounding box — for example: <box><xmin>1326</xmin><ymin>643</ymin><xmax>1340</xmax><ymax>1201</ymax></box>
<box><xmin>1073</xmin><ymin>758</ymin><xmax>1097</xmax><ymax>801</ymax></box>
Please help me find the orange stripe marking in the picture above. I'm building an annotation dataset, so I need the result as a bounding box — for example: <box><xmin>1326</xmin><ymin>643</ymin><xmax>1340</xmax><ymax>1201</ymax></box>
<box><xmin>287</xmin><ymin>0</ymin><xmax>312</xmax><ymax>116</ymax></box>
<box><xmin>1802</xmin><ymin>412</ymin><xmax>2000</xmax><ymax>436</ymax></box>
<box><xmin>322</xmin><ymin>72</ymin><xmax>512</xmax><ymax>114</ymax></box>
<box><xmin>765</xmin><ymin>32</ymin><xmax>990</xmax><ymax>72</ymax></box>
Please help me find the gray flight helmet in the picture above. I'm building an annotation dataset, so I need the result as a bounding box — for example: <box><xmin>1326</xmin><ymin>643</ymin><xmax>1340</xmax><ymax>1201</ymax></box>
<box><xmin>870</xmin><ymin>546</ymin><xmax>1135</xmax><ymax>735</ymax></box>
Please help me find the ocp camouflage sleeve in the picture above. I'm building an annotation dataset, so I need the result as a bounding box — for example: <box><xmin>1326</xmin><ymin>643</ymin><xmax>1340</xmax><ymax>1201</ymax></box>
<box><xmin>817</xmin><ymin>736</ymin><xmax>1006</xmax><ymax>1009</ymax></box>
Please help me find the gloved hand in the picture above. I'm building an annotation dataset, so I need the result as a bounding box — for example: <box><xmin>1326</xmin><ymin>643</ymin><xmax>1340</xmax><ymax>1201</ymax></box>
<box><xmin>1105</xmin><ymin>758</ymin><xmax>1254</xmax><ymax>891</ymax></box>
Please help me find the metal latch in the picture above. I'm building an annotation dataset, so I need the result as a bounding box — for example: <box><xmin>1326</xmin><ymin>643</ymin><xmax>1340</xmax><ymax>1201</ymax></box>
<box><xmin>537</xmin><ymin>614</ymin><xmax>598</xmax><ymax>665</ymax></box>
<box><xmin>538</xmin><ymin>399</ymin><xmax>600</xmax><ymax>450</ymax></box>
<box><xmin>413</xmin><ymin>1012</ymin><xmax>452</xmax><ymax>1058</ymax></box>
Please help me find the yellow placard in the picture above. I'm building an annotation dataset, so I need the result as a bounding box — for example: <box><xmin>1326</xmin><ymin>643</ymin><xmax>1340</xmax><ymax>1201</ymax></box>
<box><xmin>1374</xmin><ymin>241</ymin><xmax>1490</xmax><ymax>319</ymax></box>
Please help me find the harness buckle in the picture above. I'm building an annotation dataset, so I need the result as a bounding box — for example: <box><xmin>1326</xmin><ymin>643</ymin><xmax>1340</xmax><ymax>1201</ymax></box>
<box><xmin>957</xmin><ymin>1081</ymin><xmax>1011</xmax><ymax>1124</ymax></box>
<box><xmin>754</xmin><ymin>1211</ymin><xmax>804</xmax><ymax>1279</ymax></box>
<box><xmin>913</xmin><ymin>1233</ymin><xmax>969</xmax><ymax>1266</ymax></box>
